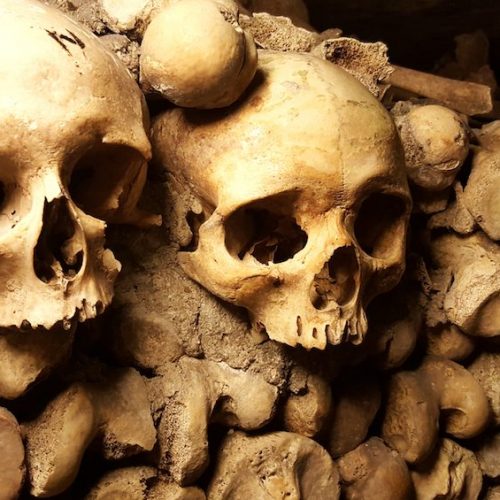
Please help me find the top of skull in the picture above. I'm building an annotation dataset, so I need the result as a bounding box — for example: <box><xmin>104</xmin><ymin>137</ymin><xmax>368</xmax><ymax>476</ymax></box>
<box><xmin>153</xmin><ymin>50</ymin><xmax>409</xmax><ymax>217</ymax></box>
<box><xmin>0</xmin><ymin>0</ymin><xmax>150</xmax><ymax>162</ymax></box>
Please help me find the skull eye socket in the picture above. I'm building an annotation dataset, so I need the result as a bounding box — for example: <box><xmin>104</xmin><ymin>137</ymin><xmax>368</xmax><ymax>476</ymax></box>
<box><xmin>69</xmin><ymin>143</ymin><xmax>145</xmax><ymax>221</ymax></box>
<box><xmin>354</xmin><ymin>192</ymin><xmax>408</xmax><ymax>259</ymax></box>
<box><xmin>0</xmin><ymin>161</ymin><xmax>33</xmax><ymax>236</ymax></box>
<box><xmin>225</xmin><ymin>197</ymin><xmax>307</xmax><ymax>265</ymax></box>
<box><xmin>0</xmin><ymin>182</ymin><xmax>5</xmax><ymax>210</ymax></box>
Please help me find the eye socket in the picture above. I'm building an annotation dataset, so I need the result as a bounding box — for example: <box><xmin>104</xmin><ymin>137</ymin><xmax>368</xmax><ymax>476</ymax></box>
<box><xmin>354</xmin><ymin>192</ymin><xmax>408</xmax><ymax>259</ymax></box>
<box><xmin>0</xmin><ymin>182</ymin><xmax>5</xmax><ymax>210</ymax></box>
<box><xmin>225</xmin><ymin>196</ymin><xmax>307</xmax><ymax>265</ymax></box>
<box><xmin>68</xmin><ymin>143</ymin><xmax>145</xmax><ymax>221</ymax></box>
<box><xmin>0</xmin><ymin>175</ymin><xmax>32</xmax><ymax>236</ymax></box>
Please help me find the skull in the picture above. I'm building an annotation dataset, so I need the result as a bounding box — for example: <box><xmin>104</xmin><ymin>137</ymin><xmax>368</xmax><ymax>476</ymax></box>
<box><xmin>0</xmin><ymin>0</ymin><xmax>156</xmax><ymax>330</ymax></box>
<box><xmin>152</xmin><ymin>51</ymin><xmax>411</xmax><ymax>349</ymax></box>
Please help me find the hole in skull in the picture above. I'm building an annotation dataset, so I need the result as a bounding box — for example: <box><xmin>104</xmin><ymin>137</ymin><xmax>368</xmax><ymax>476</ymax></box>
<box><xmin>33</xmin><ymin>198</ymin><xmax>84</xmax><ymax>283</ymax></box>
<box><xmin>183</xmin><ymin>210</ymin><xmax>207</xmax><ymax>252</ymax></box>
<box><xmin>354</xmin><ymin>193</ymin><xmax>408</xmax><ymax>259</ymax></box>
<box><xmin>0</xmin><ymin>182</ymin><xmax>5</xmax><ymax>209</ymax></box>
<box><xmin>69</xmin><ymin>143</ymin><xmax>145</xmax><ymax>221</ymax></box>
<box><xmin>310</xmin><ymin>246</ymin><xmax>359</xmax><ymax>310</ymax></box>
<box><xmin>225</xmin><ymin>201</ymin><xmax>307</xmax><ymax>265</ymax></box>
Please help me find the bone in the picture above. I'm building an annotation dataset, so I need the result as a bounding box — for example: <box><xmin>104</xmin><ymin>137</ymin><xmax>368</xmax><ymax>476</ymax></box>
<box><xmin>98</xmin><ymin>0</ymin><xmax>157</xmax><ymax>35</ymax></box>
<box><xmin>425</xmin><ymin>324</ymin><xmax>475</xmax><ymax>361</ymax></box>
<box><xmin>0</xmin><ymin>325</ymin><xmax>74</xmax><ymax>400</ymax></box>
<box><xmin>110</xmin><ymin>305</ymin><xmax>184</xmax><ymax>370</ymax></box>
<box><xmin>430</xmin><ymin>232</ymin><xmax>500</xmax><ymax>337</ymax></box>
<box><xmin>411</xmin><ymin>438</ymin><xmax>483</xmax><ymax>500</ymax></box>
<box><xmin>328</xmin><ymin>371</ymin><xmax>381</xmax><ymax>458</ymax></box>
<box><xmin>23</xmin><ymin>384</ymin><xmax>97</xmax><ymax>498</ymax></box>
<box><xmin>382</xmin><ymin>370</ymin><xmax>439</xmax><ymax>464</ymax></box>
<box><xmin>468</xmin><ymin>351</ymin><xmax>500</xmax><ymax>426</ymax></box>
<box><xmin>388</xmin><ymin>65</ymin><xmax>493</xmax><ymax>116</ymax></box>
<box><xmin>463</xmin><ymin>121</ymin><xmax>500</xmax><ymax>241</ymax></box>
<box><xmin>0</xmin><ymin>0</ymin><xmax>154</xmax><ymax>330</ymax></box>
<box><xmin>86</xmin><ymin>466</ymin><xmax>206</xmax><ymax>500</ymax></box>
<box><xmin>411</xmin><ymin>185</ymin><xmax>453</xmax><ymax>214</ymax></box>
<box><xmin>428</xmin><ymin>181</ymin><xmax>477</xmax><ymax>235</ymax></box>
<box><xmin>239</xmin><ymin>12</ymin><xmax>319</xmax><ymax>52</ymax></box>
<box><xmin>474</xmin><ymin>431</ymin><xmax>500</xmax><ymax>480</ymax></box>
<box><xmin>382</xmin><ymin>356</ymin><xmax>490</xmax><ymax>464</ymax></box>
<box><xmin>0</xmin><ymin>408</ymin><xmax>25</xmax><ymax>500</ymax></box>
<box><xmin>392</xmin><ymin>101</ymin><xmax>470</xmax><ymax>191</ymax></box>
<box><xmin>140</xmin><ymin>0</ymin><xmax>258</xmax><ymax>108</ymax></box>
<box><xmin>241</xmin><ymin>0</ymin><xmax>311</xmax><ymax>29</ymax></box>
<box><xmin>83</xmin><ymin>366</ymin><xmax>157</xmax><ymax>460</ymax></box>
<box><xmin>487</xmin><ymin>486</ymin><xmax>500</xmax><ymax>500</ymax></box>
<box><xmin>282</xmin><ymin>372</ymin><xmax>332</xmax><ymax>438</ymax></box>
<box><xmin>366</xmin><ymin>288</ymin><xmax>422</xmax><ymax>370</ymax></box>
<box><xmin>207</xmin><ymin>431</ymin><xmax>340</xmax><ymax>499</ymax></box>
<box><xmin>313</xmin><ymin>37</ymin><xmax>393</xmax><ymax>99</ymax></box>
<box><xmin>24</xmin><ymin>367</ymin><xmax>156</xmax><ymax>497</ymax></box>
<box><xmin>151</xmin><ymin>50</ymin><xmax>411</xmax><ymax>350</ymax></box>
<box><xmin>338</xmin><ymin>438</ymin><xmax>413</xmax><ymax>500</ymax></box>
<box><xmin>369</xmin><ymin>315</ymin><xmax>420</xmax><ymax>369</ymax></box>
<box><xmin>149</xmin><ymin>357</ymin><xmax>278</xmax><ymax>485</ymax></box>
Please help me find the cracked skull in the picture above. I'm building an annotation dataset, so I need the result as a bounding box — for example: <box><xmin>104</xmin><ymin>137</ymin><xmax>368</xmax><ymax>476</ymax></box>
<box><xmin>152</xmin><ymin>51</ymin><xmax>411</xmax><ymax>349</ymax></box>
<box><xmin>0</xmin><ymin>0</ymin><xmax>155</xmax><ymax>330</ymax></box>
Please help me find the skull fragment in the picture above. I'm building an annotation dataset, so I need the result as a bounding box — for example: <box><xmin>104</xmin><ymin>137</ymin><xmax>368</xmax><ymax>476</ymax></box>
<box><xmin>0</xmin><ymin>0</ymin><xmax>155</xmax><ymax>330</ymax></box>
<box><xmin>152</xmin><ymin>51</ymin><xmax>411</xmax><ymax>349</ymax></box>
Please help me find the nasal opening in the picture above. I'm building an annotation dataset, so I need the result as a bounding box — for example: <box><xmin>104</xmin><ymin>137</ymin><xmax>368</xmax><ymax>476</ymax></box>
<box><xmin>310</xmin><ymin>246</ymin><xmax>359</xmax><ymax>310</ymax></box>
<box><xmin>34</xmin><ymin>198</ymin><xmax>84</xmax><ymax>284</ymax></box>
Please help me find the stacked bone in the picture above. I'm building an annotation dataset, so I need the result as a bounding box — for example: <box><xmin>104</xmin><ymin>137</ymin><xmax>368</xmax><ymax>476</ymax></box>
<box><xmin>0</xmin><ymin>0</ymin><xmax>498</xmax><ymax>499</ymax></box>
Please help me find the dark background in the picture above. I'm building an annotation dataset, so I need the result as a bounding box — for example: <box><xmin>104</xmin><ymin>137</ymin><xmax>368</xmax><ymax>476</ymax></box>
<box><xmin>305</xmin><ymin>0</ymin><xmax>500</xmax><ymax>76</ymax></box>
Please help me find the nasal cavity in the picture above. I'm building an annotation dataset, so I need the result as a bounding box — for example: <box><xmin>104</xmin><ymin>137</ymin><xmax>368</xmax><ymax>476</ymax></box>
<box><xmin>310</xmin><ymin>246</ymin><xmax>359</xmax><ymax>310</ymax></box>
<box><xmin>34</xmin><ymin>198</ymin><xmax>84</xmax><ymax>284</ymax></box>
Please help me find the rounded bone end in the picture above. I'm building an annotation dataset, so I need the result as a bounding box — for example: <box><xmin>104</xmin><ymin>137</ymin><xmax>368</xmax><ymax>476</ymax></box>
<box><xmin>283</xmin><ymin>373</ymin><xmax>332</xmax><ymax>438</ymax></box>
<box><xmin>0</xmin><ymin>408</ymin><xmax>25</xmax><ymax>500</ymax></box>
<box><xmin>425</xmin><ymin>324</ymin><xmax>475</xmax><ymax>361</ymax></box>
<box><xmin>140</xmin><ymin>0</ymin><xmax>258</xmax><ymax>109</ymax></box>
<box><xmin>207</xmin><ymin>431</ymin><xmax>340</xmax><ymax>499</ymax></box>
<box><xmin>328</xmin><ymin>372</ymin><xmax>381</xmax><ymax>458</ymax></box>
<box><xmin>23</xmin><ymin>384</ymin><xmax>97</xmax><ymax>498</ymax></box>
<box><xmin>393</xmin><ymin>102</ymin><xmax>470</xmax><ymax>191</ymax></box>
<box><xmin>338</xmin><ymin>437</ymin><xmax>413</xmax><ymax>500</ymax></box>
<box><xmin>86</xmin><ymin>466</ymin><xmax>206</xmax><ymax>500</ymax></box>
<box><xmin>420</xmin><ymin>356</ymin><xmax>491</xmax><ymax>439</ymax></box>
<box><xmin>411</xmin><ymin>438</ymin><xmax>483</xmax><ymax>500</ymax></box>
<box><xmin>381</xmin><ymin>371</ymin><xmax>440</xmax><ymax>465</ymax></box>
<box><xmin>468</xmin><ymin>351</ymin><xmax>500</xmax><ymax>427</ymax></box>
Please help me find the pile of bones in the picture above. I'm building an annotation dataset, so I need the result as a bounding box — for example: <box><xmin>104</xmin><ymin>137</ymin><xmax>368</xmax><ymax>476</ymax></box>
<box><xmin>0</xmin><ymin>0</ymin><xmax>499</xmax><ymax>498</ymax></box>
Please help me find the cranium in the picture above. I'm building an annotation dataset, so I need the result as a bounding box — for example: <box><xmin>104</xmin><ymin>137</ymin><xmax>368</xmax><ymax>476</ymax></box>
<box><xmin>0</xmin><ymin>0</ymin><xmax>155</xmax><ymax>330</ymax></box>
<box><xmin>152</xmin><ymin>51</ymin><xmax>411</xmax><ymax>349</ymax></box>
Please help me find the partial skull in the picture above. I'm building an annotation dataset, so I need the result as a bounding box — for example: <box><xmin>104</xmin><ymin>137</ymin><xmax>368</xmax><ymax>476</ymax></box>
<box><xmin>0</xmin><ymin>0</ymin><xmax>156</xmax><ymax>330</ymax></box>
<box><xmin>152</xmin><ymin>51</ymin><xmax>411</xmax><ymax>349</ymax></box>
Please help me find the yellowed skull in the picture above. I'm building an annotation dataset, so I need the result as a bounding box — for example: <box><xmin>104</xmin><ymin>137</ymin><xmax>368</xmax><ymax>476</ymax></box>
<box><xmin>152</xmin><ymin>51</ymin><xmax>411</xmax><ymax>349</ymax></box>
<box><xmin>0</xmin><ymin>0</ymin><xmax>155</xmax><ymax>330</ymax></box>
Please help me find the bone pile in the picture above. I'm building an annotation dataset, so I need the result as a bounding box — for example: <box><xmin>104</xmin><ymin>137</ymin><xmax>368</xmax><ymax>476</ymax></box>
<box><xmin>0</xmin><ymin>0</ymin><xmax>498</xmax><ymax>498</ymax></box>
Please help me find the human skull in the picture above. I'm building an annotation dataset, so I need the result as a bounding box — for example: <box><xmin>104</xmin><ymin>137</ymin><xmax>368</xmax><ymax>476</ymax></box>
<box><xmin>0</xmin><ymin>0</ymin><xmax>155</xmax><ymax>330</ymax></box>
<box><xmin>152</xmin><ymin>51</ymin><xmax>411</xmax><ymax>349</ymax></box>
